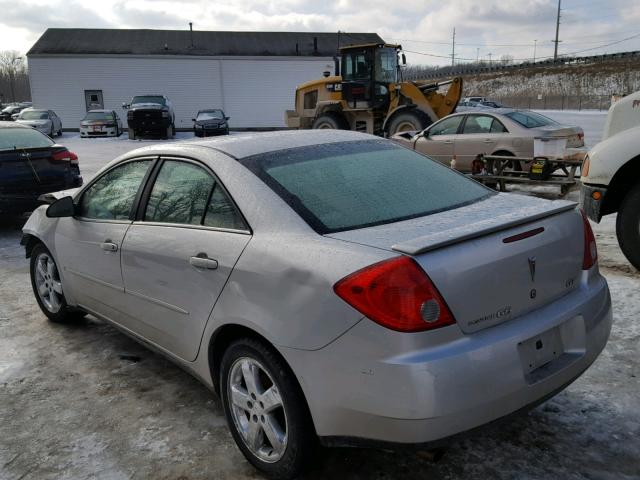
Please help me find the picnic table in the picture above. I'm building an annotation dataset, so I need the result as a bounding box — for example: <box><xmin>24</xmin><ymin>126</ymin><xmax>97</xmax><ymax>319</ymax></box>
<box><xmin>469</xmin><ymin>153</ymin><xmax>585</xmax><ymax>197</ymax></box>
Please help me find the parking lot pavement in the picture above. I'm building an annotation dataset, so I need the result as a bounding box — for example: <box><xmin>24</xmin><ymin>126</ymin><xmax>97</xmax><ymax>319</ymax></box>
<box><xmin>1</xmin><ymin>125</ymin><xmax>639</xmax><ymax>479</ymax></box>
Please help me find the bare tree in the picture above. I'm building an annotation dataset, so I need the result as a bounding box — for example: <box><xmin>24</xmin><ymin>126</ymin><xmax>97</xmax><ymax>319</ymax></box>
<box><xmin>0</xmin><ymin>50</ymin><xmax>30</xmax><ymax>104</ymax></box>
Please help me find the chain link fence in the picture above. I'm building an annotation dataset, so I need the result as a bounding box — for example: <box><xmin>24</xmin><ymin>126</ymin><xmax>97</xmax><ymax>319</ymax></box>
<box><xmin>492</xmin><ymin>95</ymin><xmax>612</xmax><ymax>111</ymax></box>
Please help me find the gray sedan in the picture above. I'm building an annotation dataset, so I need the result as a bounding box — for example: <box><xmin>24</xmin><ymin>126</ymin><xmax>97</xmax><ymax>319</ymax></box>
<box><xmin>22</xmin><ymin>131</ymin><xmax>611</xmax><ymax>479</ymax></box>
<box><xmin>15</xmin><ymin>108</ymin><xmax>63</xmax><ymax>137</ymax></box>
<box><xmin>392</xmin><ymin>109</ymin><xmax>585</xmax><ymax>171</ymax></box>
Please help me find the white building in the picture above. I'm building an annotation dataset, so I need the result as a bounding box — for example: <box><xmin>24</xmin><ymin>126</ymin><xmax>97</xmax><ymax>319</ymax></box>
<box><xmin>27</xmin><ymin>29</ymin><xmax>382</xmax><ymax>130</ymax></box>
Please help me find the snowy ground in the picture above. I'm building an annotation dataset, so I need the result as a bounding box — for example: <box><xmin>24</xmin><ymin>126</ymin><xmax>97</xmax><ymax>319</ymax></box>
<box><xmin>1</xmin><ymin>114</ymin><xmax>639</xmax><ymax>479</ymax></box>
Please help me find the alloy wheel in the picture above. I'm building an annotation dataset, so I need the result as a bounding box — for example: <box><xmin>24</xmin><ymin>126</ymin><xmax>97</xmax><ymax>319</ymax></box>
<box><xmin>227</xmin><ymin>357</ymin><xmax>288</xmax><ymax>463</ymax></box>
<box><xmin>34</xmin><ymin>252</ymin><xmax>63</xmax><ymax>313</ymax></box>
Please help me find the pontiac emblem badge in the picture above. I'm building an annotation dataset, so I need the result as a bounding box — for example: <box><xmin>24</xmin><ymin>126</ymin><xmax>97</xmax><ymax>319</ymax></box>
<box><xmin>528</xmin><ymin>257</ymin><xmax>536</xmax><ymax>282</ymax></box>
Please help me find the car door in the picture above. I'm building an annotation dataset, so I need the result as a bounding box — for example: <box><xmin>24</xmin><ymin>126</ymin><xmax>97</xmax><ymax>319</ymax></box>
<box><xmin>120</xmin><ymin>158</ymin><xmax>251</xmax><ymax>361</ymax></box>
<box><xmin>53</xmin><ymin>158</ymin><xmax>154</xmax><ymax>320</ymax></box>
<box><xmin>413</xmin><ymin>115</ymin><xmax>464</xmax><ymax>165</ymax></box>
<box><xmin>454</xmin><ymin>114</ymin><xmax>509</xmax><ymax>171</ymax></box>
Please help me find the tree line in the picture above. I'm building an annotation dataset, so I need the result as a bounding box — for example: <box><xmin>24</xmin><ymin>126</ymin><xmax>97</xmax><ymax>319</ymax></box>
<box><xmin>0</xmin><ymin>50</ymin><xmax>31</xmax><ymax>105</ymax></box>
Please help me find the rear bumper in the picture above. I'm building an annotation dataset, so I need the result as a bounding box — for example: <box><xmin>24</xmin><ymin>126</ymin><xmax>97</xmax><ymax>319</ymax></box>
<box><xmin>580</xmin><ymin>183</ymin><xmax>607</xmax><ymax>222</ymax></box>
<box><xmin>80</xmin><ymin>126</ymin><xmax>118</xmax><ymax>137</ymax></box>
<box><xmin>281</xmin><ymin>270</ymin><xmax>611</xmax><ymax>444</ymax></box>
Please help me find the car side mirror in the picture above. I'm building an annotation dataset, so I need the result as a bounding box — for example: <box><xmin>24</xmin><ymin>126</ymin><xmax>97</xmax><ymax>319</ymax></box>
<box><xmin>225</xmin><ymin>116</ymin><xmax>230</xmax><ymax>120</ymax></box>
<box><xmin>191</xmin><ymin>118</ymin><xmax>196</xmax><ymax>122</ymax></box>
<box><xmin>122</xmin><ymin>103</ymin><xmax>129</xmax><ymax>110</ymax></box>
<box><xmin>46</xmin><ymin>196</ymin><xmax>75</xmax><ymax>218</ymax></box>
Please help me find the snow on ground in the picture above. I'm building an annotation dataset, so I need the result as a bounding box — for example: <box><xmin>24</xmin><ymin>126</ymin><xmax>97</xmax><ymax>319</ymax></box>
<box><xmin>1</xmin><ymin>114</ymin><xmax>639</xmax><ymax>479</ymax></box>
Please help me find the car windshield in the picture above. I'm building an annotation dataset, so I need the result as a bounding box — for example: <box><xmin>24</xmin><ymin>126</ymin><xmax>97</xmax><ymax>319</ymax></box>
<box><xmin>197</xmin><ymin>110</ymin><xmax>224</xmax><ymax>120</ymax></box>
<box><xmin>0</xmin><ymin>128</ymin><xmax>55</xmax><ymax>151</ymax></box>
<box><xmin>19</xmin><ymin>111</ymin><xmax>49</xmax><ymax>120</ymax></box>
<box><xmin>131</xmin><ymin>96</ymin><xmax>166</xmax><ymax>105</ymax></box>
<box><xmin>84</xmin><ymin>112</ymin><xmax>114</xmax><ymax>121</ymax></box>
<box><xmin>241</xmin><ymin>140</ymin><xmax>492</xmax><ymax>234</ymax></box>
<box><xmin>505</xmin><ymin>111</ymin><xmax>558</xmax><ymax>128</ymax></box>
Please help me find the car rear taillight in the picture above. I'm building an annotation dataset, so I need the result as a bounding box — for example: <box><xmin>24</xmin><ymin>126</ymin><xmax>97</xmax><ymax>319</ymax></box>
<box><xmin>52</xmin><ymin>150</ymin><xmax>79</xmax><ymax>165</ymax></box>
<box><xmin>333</xmin><ymin>256</ymin><xmax>456</xmax><ymax>332</ymax></box>
<box><xmin>581</xmin><ymin>209</ymin><xmax>598</xmax><ymax>270</ymax></box>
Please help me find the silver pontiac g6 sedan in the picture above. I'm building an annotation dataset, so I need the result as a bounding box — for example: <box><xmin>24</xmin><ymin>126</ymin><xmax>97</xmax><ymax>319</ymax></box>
<box><xmin>22</xmin><ymin>130</ymin><xmax>611</xmax><ymax>479</ymax></box>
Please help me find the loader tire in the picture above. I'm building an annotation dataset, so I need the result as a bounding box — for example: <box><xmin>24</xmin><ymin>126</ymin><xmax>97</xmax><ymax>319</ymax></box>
<box><xmin>386</xmin><ymin>110</ymin><xmax>432</xmax><ymax>135</ymax></box>
<box><xmin>311</xmin><ymin>112</ymin><xmax>349</xmax><ymax>130</ymax></box>
<box><xmin>616</xmin><ymin>182</ymin><xmax>640</xmax><ymax>271</ymax></box>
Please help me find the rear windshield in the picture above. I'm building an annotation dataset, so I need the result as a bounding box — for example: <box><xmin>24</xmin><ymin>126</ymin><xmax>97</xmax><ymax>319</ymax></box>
<box><xmin>19</xmin><ymin>110</ymin><xmax>49</xmax><ymax>120</ymax></box>
<box><xmin>505</xmin><ymin>111</ymin><xmax>558</xmax><ymax>128</ymax></box>
<box><xmin>0</xmin><ymin>128</ymin><xmax>55</xmax><ymax>151</ymax></box>
<box><xmin>84</xmin><ymin>111</ymin><xmax>114</xmax><ymax>120</ymax></box>
<box><xmin>241</xmin><ymin>140</ymin><xmax>492</xmax><ymax>234</ymax></box>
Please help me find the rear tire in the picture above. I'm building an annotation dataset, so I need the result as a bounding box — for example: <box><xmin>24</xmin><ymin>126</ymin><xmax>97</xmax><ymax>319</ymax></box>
<box><xmin>311</xmin><ymin>112</ymin><xmax>349</xmax><ymax>130</ymax></box>
<box><xmin>220</xmin><ymin>338</ymin><xmax>316</xmax><ymax>479</ymax></box>
<box><xmin>386</xmin><ymin>110</ymin><xmax>432</xmax><ymax>135</ymax></box>
<box><xmin>616</xmin><ymin>182</ymin><xmax>640</xmax><ymax>270</ymax></box>
<box><xmin>128</xmin><ymin>128</ymin><xmax>136</xmax><ymax>140</ymax></box>
<box><xmin>30</xmin><ymin>243</ymin><xmax>85</xmax><ymax>323</ymax></box>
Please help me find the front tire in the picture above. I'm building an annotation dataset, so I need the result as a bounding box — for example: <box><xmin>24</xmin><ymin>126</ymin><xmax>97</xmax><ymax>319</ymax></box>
<box><xmin>30</xmin><ymin>243</ymin><xmax>85</xmax><ymax>323</ymax></box>
<box><xmin>616</xmin><ymin>182</ymin><xmax>640</xmax><ymax>270</ymax></box>
<box><xmin>311</xmin><ymin>112</ymin><xmax>349</xmax><ymax>130</ymax></box>
<box><xmin>220</xmin><ymin>338</ymin><xmax>316</xmax><ymax>479</ymax></box>
<box><xmin>386</xmin><ymin>109</ymin><xmax>432</xmax><ymax>135</ymax></box>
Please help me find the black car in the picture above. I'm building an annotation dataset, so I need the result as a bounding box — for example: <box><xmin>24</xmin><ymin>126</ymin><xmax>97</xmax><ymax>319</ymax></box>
<box><xmin>192</xmin><ymin>109</ymin><xmax>230</xmax><ymax>137</ymax></box>
<box><xmin>0</xmin><ymin>122</ymin><xmax>82</xmax><ymax>215</ymax></box>
<box><xmin>0</xmin><ymin>105</ymin><xmax>26</xmax><ymax>121</ymax></box>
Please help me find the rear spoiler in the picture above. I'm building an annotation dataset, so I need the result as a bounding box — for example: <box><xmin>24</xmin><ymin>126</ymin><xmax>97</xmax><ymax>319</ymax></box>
<box><xmin>392</xmin><ymin>202</ymin><xmax>577</xmax><ymax>256</ymax></box>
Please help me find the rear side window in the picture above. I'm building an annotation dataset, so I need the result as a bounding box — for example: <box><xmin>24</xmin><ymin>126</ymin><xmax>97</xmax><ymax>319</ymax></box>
<box><xmin>145</xmin><ymin>160</ymin><xmax>214</xmax><ymax>225</ymax></box>
<box><xmin>0</xmin><ymin>128</ymin><xmax>54</xmax><ymax>151</ymax></box>
<box><xmin>241</xmin><ymin>140</ymin><xmax>491</xmax><ymax>234</ymax></box>
<box><xmin>505</xmin><ymin>111</ymin><xmax>558</xmax><ymax>128</ymax></box>
<box><xmin>79</xmin><ymin>160</ymin><xmax>151</xmax><ymax>220</ymax></box>
<box><xmin>490</xmin><ymin>119</ymin><xmax>508</xmax><ymax>133</ymax></box>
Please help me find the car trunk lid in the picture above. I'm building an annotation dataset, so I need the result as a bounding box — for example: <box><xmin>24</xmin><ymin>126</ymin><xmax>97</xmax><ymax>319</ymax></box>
<box><xmin>0</xmin><ymin>146</ymin><xmax>72</xmax><ymax>193</ymax></box>
<box><xmin>327</xmin><ymin>193</ymin><xmax>584</xmax><ymax>333</ymax></box>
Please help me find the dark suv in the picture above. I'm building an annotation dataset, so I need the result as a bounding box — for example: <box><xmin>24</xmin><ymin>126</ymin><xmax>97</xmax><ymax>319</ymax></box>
<box><xmin>123</xmin><ymin>95</ymin><xmax>175</xmax><ymax>140</ymax></box>
<box><xmin>0</xmin><ymin>122</ymin><xmax>82</xmax><ymax>215</ymax></box>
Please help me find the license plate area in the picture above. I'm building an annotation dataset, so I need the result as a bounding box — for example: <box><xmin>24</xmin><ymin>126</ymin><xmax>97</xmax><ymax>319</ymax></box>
<box><xmin>518</xmin><ymin>316</ymin><xmax>586</xmax><ymax>384</ymax></box>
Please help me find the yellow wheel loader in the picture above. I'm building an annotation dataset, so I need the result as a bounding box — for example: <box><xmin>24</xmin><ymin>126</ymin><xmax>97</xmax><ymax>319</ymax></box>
<box><xmin>285</xmin><ymin>43</ymin><xmax>463</xmax><ymax>137</ymax></box>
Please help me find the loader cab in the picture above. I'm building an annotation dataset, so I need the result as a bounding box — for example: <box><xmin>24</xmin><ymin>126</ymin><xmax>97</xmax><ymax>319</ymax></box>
<box><xmin>340</xmin><ymin>44</ymin><xmax>400</xmax><ymax>109</ymax></box>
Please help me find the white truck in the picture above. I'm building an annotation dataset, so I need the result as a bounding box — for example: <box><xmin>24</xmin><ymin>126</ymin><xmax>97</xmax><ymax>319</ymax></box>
<box><xmin>581</xmin><ymin>91</ymin><xmax>640</xmax><ymax>270</ymax></box>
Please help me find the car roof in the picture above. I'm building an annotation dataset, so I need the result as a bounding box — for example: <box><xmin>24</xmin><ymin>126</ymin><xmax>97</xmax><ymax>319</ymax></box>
<box><xmin>186</xmin><ymin>130</ymin><xmax>374</xmax><ymax>159</ymax></box>
<box><xmin>0</xmin><ymin>121</ymin><xmax>31</xmax><ymax>129</ymax></box>
<box><xmin>86</xmin><ymin>109</ymin><xmax>112</xmax><ymax>113</ymax></box>
<box><xmin>20</xmin><ymin>108</ymin><xmax>48</xmax><ymax>112</ymax></box>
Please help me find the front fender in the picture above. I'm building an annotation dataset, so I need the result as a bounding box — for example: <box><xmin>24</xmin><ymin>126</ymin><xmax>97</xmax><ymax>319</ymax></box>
<box><xmin>583</xmin><ymin>126</ymin><xmax>640</xmax><ymax>185</ymax></box>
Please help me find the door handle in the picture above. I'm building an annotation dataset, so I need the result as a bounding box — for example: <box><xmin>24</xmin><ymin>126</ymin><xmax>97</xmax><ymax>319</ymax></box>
<box><xmin>190</xmin><ymin>255</ymin><xmax>218</xmax><ymax>270</ymax></box>
<box><xmin>443</xmin><ymin>140</ymin><xmax>453</xmax><ymax>144</ymax></box>
<box><xmin>100</xmin><ymin>241</ymin><xmax>118</xmax><ymax>252</ymax></box>
<box><xmin>483</xmin><ymin>139</ymin><xmax>495</xmax><ymax>143</ymax></box>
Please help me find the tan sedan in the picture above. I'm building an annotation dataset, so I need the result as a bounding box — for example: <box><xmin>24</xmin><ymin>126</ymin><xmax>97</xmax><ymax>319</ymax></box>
<box><xmin>392</xmin><ymin>109</ymin><xmax>584</xmax><ymax>172</ymax></box>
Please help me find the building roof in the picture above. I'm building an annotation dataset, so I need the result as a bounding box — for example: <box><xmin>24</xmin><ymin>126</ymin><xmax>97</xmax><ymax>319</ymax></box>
<box><xmin>27</xmin><ymin>29</ymin><xmax>384</xmax><ymax>57</ymax></box>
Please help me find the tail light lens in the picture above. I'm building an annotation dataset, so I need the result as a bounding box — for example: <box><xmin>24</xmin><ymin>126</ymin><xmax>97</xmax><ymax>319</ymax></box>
<box><xmin>581</xmin><ymin>209</ymin><xmax>598</xmax><ymax>270</ymax></box>
<box><xmin>52</xmin><ymin>150</ymin><xmax>79</xmax><ymax>165</ymax></box>
<box><xmin>333</xmin><ymin>256</ymin><xmax>456</xmax><ymax>332</ymax></box>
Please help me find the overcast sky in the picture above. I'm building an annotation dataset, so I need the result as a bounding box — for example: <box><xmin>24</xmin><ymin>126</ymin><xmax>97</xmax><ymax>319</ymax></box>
<box><xmin>1</xmin><ymin>0</ymin><xmax>638</xmax><ymax>66</ymax></box>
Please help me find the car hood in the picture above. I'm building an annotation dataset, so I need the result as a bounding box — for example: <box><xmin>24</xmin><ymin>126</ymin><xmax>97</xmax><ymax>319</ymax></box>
<box><xmin>81</xmin><ymin>120</ymin><xmax>114</xmax><ymax>125</ymax></box>
<box><xmin>130</xmin><ymin>103</ymin><xmax>165</xmax><ymax>110</ymax></box>
<box><xmin>16</xmin><ymin>119</ymin><xmax>49</xmax><ymax>125</ymax></box>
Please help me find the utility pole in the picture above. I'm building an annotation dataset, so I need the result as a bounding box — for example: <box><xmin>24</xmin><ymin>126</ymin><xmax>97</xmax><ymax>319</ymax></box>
<box><xmin>533</xmin><ymin>39</ymin><xmax>538</xmax><ymax>63</ymax></box>
<box><xmin>451</xmin><ymin>27</ymin><xmax>456</xmax><ymax>67</ymax></box>
<box><xmin>553</xmin><ymin>0</ymin><xmax>562</xmax><ymax>60</ymax></box>
<box><xmin>476</xmin><ymin>47</ymin><xmax>480</xmax><ymax>63</ymax></box>
<box><xmin>488</xmin><ymin>52</ymin><xmax>493</xmax><ymax>64</ymax></box>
